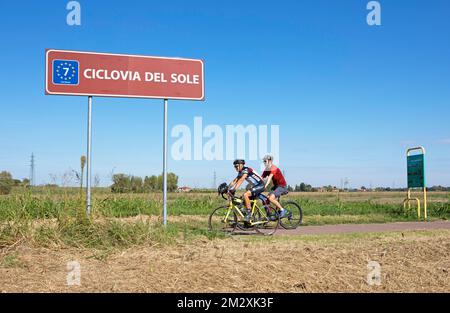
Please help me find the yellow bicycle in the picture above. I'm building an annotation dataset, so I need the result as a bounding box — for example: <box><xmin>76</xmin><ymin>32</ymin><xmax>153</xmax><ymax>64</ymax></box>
<box><xmin>208</xmin><ymin>184</ymin><xmax>280</xmax><ymax>236</ymax></box>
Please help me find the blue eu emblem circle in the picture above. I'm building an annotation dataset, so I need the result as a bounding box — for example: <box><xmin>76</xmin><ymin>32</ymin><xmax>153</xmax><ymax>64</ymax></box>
<box><xmin>53</xmin><ymin>60</ymin><xmax>79</xmax><ymax>85</ymax></box>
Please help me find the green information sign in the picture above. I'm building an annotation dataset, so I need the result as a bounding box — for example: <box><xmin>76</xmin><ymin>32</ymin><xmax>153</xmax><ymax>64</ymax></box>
<box><xmin>407</xmin><ymin>154</ymin><xmax>425</xmax><ymax>188</ymax></box>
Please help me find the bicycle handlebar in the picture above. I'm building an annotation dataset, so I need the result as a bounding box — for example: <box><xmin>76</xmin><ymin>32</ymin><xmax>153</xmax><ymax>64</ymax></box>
<box><xmin>219</xmin><ymin>190</ymin><xmax>239</xmax><ymax>201</ymax></box>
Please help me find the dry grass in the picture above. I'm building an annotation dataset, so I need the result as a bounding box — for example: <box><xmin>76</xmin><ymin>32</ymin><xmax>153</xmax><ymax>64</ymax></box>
<box><xmin>1</xmin><ymin>230</ymin><xmax>449</xmax><ymax>293</ymax></box>
<box><xmin>1</xmin><ymin>189</ymin><xmax>449</xmax><ymax>292</ymax></box>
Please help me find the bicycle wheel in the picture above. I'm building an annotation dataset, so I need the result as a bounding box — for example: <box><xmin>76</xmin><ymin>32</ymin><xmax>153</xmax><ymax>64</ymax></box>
<box><xmin>280</xmin><ymin>201</ymin><xmax>303</xmax><ymax>229</ymax></box>
<box><xmin>254</xmin><ymin>209</ymin><xmax>279</xmax><ymax>236</ymax></box>
<box><xmin>208</xmin><ymin>206</ymin><xmax>237</xmax><ymax>233</ymax></box>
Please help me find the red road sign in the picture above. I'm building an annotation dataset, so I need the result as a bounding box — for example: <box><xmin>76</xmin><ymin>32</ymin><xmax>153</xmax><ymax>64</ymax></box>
<box><xmin>45</xmin><ymin>49</ymin><xmax>204</xmax><ymax>100</ymax></box>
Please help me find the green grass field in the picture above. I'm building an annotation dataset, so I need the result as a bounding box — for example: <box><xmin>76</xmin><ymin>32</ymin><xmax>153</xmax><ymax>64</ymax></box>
<box><xmin>2</xmin><ymin>187</ymin><xmax>450</xmax><ymax>220</ymax></box>
<box><xmin>1</xmin><ymin>187</ymin><xmax>449</xmax><ymax>250</ymax></box>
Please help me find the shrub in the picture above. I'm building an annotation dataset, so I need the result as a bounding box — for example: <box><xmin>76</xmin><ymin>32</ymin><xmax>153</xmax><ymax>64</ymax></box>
<box><xmin>0</xmin><ymin>171</ymin><xmax>14</xmax><ymax>195</ymax></box>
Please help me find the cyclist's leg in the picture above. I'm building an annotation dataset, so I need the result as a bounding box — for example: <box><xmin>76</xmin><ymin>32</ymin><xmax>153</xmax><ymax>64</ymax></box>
<box><xmin>242</xmin><ymin>190</ymin><xmax>252</xmax><ymax>210</ymax></box>
<box><xmin>249</xmin><ymin>184</ymin><xmax>266</xmax><ymax>221</ymax></box>
<box><xmin>250</xmin><ymin>184</ymin><xmax>265</xmax><ymax>200</ymax></box>
<box><xmin>239</xmin><ymin>191</ymin><xmax>251</xmax><ymax>222</ymax></box>
<box><xmin>249</xmin><ymin>184</ymin><xmax>265</xmax><ymax>208</ymax></box>
<box><xmin>258</xmin><ymin>192</ymin><xmax>269</xmax><ymax>204</ymax></box>
<box><xmin>268</xmin><ymin>186</ymin><xmax>288</xmax><ymax>211</ymax></box>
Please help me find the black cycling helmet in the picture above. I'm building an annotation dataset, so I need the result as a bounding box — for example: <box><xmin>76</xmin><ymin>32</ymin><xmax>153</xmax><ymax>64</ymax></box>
<box><xmin>233</xmin><ymin>159</ymin><xmax>245</xmax><ymax>166</ymax></box>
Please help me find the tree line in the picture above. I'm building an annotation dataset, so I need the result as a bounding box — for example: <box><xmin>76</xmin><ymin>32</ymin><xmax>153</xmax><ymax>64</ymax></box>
<box><xmin>0</xmin><ymin>170</ymin><xmax>180</xmax><ymax>195</ymax></box>
<box><xmin>287</xmin><ymin>183</ymin><xmax>450</xmax><ymax>192</ymax></box>
<box><xmin>0</xmin><ymin>171</ymin><xmax>30</xmax><ymax>194</ymax></box>
<box><xmin>110</xmin><ymin>173</ymin><xmax>179</xmax><ymax>193</ymax></box>
<box><xmin>287</xmin><ymin>183</ymin><xmax>339</xmax><ymax>192</ymax></box>
<box><xmin>287</xmin><ymin>183</ymin><xmax>316</xmax><ymax>192</ymax></box>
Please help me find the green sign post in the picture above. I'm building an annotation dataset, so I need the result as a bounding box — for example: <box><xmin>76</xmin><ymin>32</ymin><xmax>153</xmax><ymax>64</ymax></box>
<box><xmin>407</xmin><ymin>154</ymin><xmax>425</xmax><ymax>188</ymax></box>
<box><xmin>403</xmin><ymin>147</ymin><xmax>427</xmax><ymax>220</ymax></box>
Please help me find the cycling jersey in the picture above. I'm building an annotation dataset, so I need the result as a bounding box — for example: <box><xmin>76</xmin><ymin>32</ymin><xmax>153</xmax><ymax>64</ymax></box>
<box><xmin>236</xmin><ymin>167</ymin><xmax>264</xmax><ymax>186</ymax></box>
<box><xmin>262</xmin><ymin>165</ymin><xmax>287</xmax><ymax>187</ymax></box>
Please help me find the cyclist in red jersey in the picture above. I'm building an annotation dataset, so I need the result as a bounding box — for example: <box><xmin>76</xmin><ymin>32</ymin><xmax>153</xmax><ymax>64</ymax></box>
<box><xmin>261</xmin><ymin>155</ymin><xmax>290</xmax><ymax>218</ymax></box>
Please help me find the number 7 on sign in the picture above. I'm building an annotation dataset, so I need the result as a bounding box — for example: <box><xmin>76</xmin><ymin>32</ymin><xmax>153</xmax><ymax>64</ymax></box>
<box><xmin>63</xmin><ymin>67</ymin><xmax>70</xmax><ymax>76</ymax></box>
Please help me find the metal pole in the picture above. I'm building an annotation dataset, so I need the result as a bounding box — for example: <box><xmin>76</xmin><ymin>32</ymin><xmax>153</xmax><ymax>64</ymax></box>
<box><xmin>424</xmin><ymin>187</ymin><xmax>428</xmax><ymax>220</ymax></box>
<box><xmin>163</xmin><ymin>99</ymin><xmax>168</xmax><ymax>226</ymax></box>
<box><xmin>407</xmin><ymin>188</ymin><xmax>411</xmax><ymax>210</ymax></box>
<box><xmin>86</xmin><ymin>96</ymin><xmax>93</xmax><ymax>216</ymax></box>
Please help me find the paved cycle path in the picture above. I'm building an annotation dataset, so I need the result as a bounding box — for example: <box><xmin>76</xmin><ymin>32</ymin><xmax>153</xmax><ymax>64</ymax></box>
<box><xmin>275</xmin><ymin>220</ymin><xmax>450</xmax><ymax>236</ymax></box>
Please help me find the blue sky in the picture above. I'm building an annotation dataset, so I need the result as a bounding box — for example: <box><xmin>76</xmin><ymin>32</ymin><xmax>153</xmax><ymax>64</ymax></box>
<box><xmin>0</xmin><ymin>0</ymin><xmax>449</xmax><ymax>188</ymax></box>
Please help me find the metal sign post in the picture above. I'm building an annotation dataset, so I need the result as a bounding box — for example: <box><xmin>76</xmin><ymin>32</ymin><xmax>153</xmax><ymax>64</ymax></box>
<box><xmin>86</xmin><ymin>96</ymin><xmax>93</xmax><ymax>216</ymax></box>
<box><xmin>163</xmin><ymin>99</ymin><xmax>168</xmax><ymax>226</ymax></box>
<box><xmin>403</xmin><ymin>146</ymin><xmax>427</xmax><ymax>220</ymax></box>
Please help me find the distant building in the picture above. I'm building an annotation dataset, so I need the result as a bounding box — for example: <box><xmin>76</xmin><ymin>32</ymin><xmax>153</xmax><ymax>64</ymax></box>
<box><xmin>177</xmin><ymin>186</ymin><xmax>192</xmax><ymax>193</ymax></box>
<box><xmin>316</xmin><ymin>186</ymin><xmax>340</xmax><ymax>192</ymax></box>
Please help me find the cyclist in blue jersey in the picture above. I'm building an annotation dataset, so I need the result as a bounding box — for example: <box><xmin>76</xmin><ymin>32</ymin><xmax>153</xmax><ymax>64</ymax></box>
<box><xmin>228</xmin><ymin>159</ymin><xmax>265</xmax><ymax>222</ymax></box>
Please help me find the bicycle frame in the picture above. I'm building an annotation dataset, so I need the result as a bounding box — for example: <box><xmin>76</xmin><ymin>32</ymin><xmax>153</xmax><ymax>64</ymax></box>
<box><xmin>223</xmin><ymin>193</ymin><xmax>271</xmax><ymax>226</ymax></box>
